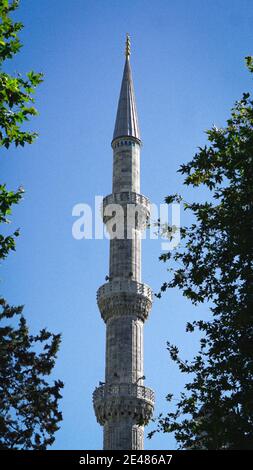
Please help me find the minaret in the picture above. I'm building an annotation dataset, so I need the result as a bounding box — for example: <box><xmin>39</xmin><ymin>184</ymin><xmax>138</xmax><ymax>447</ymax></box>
<box><xmin>93</xmin><ymin>35</ymin><xmax>154</xmax><ymax>450</ymax></box>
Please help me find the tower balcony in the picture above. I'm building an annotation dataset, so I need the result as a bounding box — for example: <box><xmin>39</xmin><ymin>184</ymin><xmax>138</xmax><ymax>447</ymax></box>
<box><xmin>102</xmin><ymin>191</ymin><xmax>150</xmax><ymax>229</ymax></box>
<box><xmin>103</xmin><ymin>191</ymin><xmax>150</xmax><ymax>208</ymax></box>
<box><xmin>93</xmin><ymin>383</ymin><xmax>155</xmax><ymax>426</ymax></box>
<box><xmin>97</xmin><ymin>280</ymin><xmax>153</xmax><ymax>323</ymax></box>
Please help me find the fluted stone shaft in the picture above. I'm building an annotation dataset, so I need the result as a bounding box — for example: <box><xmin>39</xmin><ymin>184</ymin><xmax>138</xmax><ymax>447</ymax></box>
<box><xmin>93</xmin><ymin>50</ymin><xmax>154</xmax><ymax>450</ymax></box>
<box><xmin>105</xmin><ymin>316</ymin><xmax>144</xmax><ymax>385</ymax></box>
<box><xmin>104</xmin><ymin>420</ymin><xmax>144</xmax><ymax>450</ymax></box>
<box><xmin>110</xmin><ymin>139</ymin><xmax>141</xmax><ymax>283</ymax></box>
<box><xmin>112</xmin><ymin>139</ymin><xmax>140</xmax><ymax>194</ymax></box>
<box><xmin>109</xmin><ymin>232</ymin><xmax>141</xmax><ymax>282</ymax></box>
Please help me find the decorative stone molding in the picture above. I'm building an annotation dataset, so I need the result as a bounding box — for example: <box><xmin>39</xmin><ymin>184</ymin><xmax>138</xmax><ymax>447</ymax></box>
<box><xmin>97</xmin><ymin>280</ymin><xmax>153</xmax><ymax>323</ymax></box>
<box><xmin>111</xmin><ymin>137</ymin><xmax>141</xmax><ymax>149</ymax></box>
<box><xmin>93</xmin><ymin>383</ymin><xmax>155</xmax><ymax>426</ymax></box>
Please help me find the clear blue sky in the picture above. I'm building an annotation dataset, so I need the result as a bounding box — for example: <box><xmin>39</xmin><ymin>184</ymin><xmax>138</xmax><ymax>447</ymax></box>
<box><xmin>1</xmin><ymin>0</ymin><xmax>252</xmax><ymax>450</ymax></box>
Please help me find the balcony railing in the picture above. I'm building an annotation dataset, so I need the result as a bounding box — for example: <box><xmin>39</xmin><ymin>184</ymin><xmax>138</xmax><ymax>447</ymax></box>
<box><xmin>97</xmin><ymin>280</ymin><xmax>153</xmax><ymax>304</ymax></box>
<box><xmin>103</xmin><ymin>192</ymin><xmax>150</xmax><ymax>209</ymax></box>
<box><xmin>93</xmin><ymin>383</ymin><xmax>155</xmax><ymax>406</ymax></box>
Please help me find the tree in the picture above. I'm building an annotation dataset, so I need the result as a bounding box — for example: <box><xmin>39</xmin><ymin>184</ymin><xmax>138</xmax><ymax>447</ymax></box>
<box><xmin>0</xmin><ymin>299</ymin><xmax>63</xmax><ymax>450</ymax></box>
<box><xmin>151</xmin><ymin>58</ymin><xmax>253</xmax><ymax>449</ymax></box>
<box><xmin>0</xmin><ymin>0</ymin><xmax>63</xmax><ymax>449</ymax></box>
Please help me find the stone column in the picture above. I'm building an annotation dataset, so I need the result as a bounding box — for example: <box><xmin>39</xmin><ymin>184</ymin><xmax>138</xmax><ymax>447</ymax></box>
<box><xmin>93</xmin><ymin>141</ymin><xmax>154</xmax><ymax>449</ymax></box>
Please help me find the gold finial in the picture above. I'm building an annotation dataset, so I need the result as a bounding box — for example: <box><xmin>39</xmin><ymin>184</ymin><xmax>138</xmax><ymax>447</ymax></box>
<box><xmin>125</xmin><ymin>33</ymin><xmax>131</xmax><ymax>59</ymax></box>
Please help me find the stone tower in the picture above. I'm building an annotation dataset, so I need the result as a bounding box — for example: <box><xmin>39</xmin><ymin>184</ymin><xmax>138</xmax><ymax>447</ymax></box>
<box><xmin>93</xmin><ymin>36</ymin><xmax>154</xmax><ymax>450</ymax></box>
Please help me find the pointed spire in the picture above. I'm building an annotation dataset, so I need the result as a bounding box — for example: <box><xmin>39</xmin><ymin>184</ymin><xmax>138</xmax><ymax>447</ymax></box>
<box><xmin>112</xmin><ymin>35</ymin><xmax>141</xmax><ymax>143</ymax></box>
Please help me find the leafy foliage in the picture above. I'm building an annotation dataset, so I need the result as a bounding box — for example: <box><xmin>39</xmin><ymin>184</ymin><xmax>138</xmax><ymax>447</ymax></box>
<box><xmin>151</xmin><ymin>58</ymin><xmax>253</xmax><ymax>449</ymax></box>
<box><xmin>0</xmin><ymin>0</ymin><xmax>43</xmax><ymax>149</ymax></box>
<box><xmin>0</xmin><ymin>183</ymin><xmax>23</xmax><ymax>259</ymax></box>
<box><xmin>0</xmin><ymin>299</ymin><xmax>63</xmax><ymax>449</ymax></box>
<box><xmin>0</xmin><ymin>0</ymin><xmax>43</xmax><ymax>261</ymax></box>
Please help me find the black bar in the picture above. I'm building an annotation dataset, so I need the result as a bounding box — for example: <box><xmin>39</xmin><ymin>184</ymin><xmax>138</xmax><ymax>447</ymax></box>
<box><xmin>0</xmin><ymin>450</ymin><xmax>252</xmax><ymax>466</ymax></box>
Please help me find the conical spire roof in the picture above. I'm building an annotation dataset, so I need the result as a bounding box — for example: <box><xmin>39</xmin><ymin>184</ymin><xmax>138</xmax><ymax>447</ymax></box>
<box><xmin>112</xmin><ymin>36</ymin><xmax>140</xmax><ymax>143</ymax></box>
